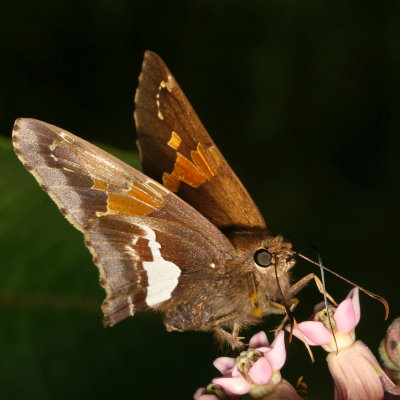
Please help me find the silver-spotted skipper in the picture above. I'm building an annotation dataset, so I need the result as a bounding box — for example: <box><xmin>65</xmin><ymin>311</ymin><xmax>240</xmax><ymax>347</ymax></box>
<box><xmin>12</xmin><ymin>51</ymin><xmax>314</xmax><ymax>347</ymax></box>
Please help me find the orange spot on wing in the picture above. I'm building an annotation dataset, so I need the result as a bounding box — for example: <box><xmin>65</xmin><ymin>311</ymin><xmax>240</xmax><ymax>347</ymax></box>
<box><xmin>167</xmin><ymin>131</ymin><xmax>182</xmax><ymax>150</ymax></box>
<box><xmin>171</xmin><ymin>153</ymin><xmax>207</xmax><ymax>187</ymax></box>
<box><xmin>97</xmin><ymin>181</ymin><xmax>164</xmax><ymax>217</ymax></box>
<box><xmin>146</xmin><ymin>180</ymin><xmax>169</xmax><ymax>196</ymax></box>
<box><xmin>107</xmin><ymin>193</ymin><xmax>153</xmax><ymax>216</ymax></box>
<box><xmin>207</xmin><ymin>145</ymin><xmax>222</xmax><ymax>170</ymax></box>
<box><xmin>92</xmin><ymin>179</ymin><xmax>108</xmax><ymax>191</ymax></box>
<box><xmin>164</xmin><ymin>141</ymin><xmax>222</xmax><ymax>190</ymax></box>
<box><xmin>162</xmin><ymin>172</ymin><xmax>180</xmax><ymax>192</ymax></box>
<box><xmin>127</xmin><ymin>182</ymin><xmax>163</xmax><ymax>208</ymax></box>
<box><xmin>191</xmin><ymin>143</ymin><xmax>217</xmax><ymax>179</ymax></box>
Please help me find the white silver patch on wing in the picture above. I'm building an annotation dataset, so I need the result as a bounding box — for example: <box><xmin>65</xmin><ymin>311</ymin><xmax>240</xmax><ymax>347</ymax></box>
<box><xmin>138</xmin><ymin>224</ymin><xmax>181</xmax><ymax>306</ymax></box>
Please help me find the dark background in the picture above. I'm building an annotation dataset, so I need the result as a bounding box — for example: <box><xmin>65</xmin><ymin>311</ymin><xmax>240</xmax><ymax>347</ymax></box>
<box><xmin>1</xmin><ymin>1</ymin><xmax>399</xmax><ymax>399</ymax></box>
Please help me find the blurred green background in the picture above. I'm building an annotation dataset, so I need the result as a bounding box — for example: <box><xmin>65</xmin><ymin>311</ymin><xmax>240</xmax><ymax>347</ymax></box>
<box><xmin>1</xmin><ymin>1</ymin><xmax>399</xmax><ymax>399</ymax></box>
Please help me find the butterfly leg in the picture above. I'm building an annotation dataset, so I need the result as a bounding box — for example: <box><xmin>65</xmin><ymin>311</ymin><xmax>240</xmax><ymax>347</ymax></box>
<box><xmin>232</xmin><ymin>321</ymin><xmax>241</xmax><ymax>338</ymax></box>
<box><xmin>270</xmin><ymin>298</ymin><xmax>299</xmax><ymax>333</ymax></box>
<box><xmin>163</xmin><ymin>307</ymin><xmax>245</xmax><ymax>348</ymax></box>
<box><xmin>288</xmin><ymin>273</ymin><xmax>337</xmax><ymax>305</ymax></box>
<box><xmin>213</xmin><ymin>326</ymin><xmax>245</xmax><ymax>350</ymax></box>
<box><xmin>310</xmin><ymin>274</ymin><xmax>337</xmax><ymax>305</ymax></box>
<box><xmin>211</xmin><ymin>314</ymin><xmax>245</xmax><ymax>349</ymax></box>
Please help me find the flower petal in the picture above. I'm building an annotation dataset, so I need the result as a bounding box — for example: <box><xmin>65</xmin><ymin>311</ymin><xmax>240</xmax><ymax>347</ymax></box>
<box><xmin>195</xmin><ymin>395</ymin><xmax>220</xmax><ymax>400</ymax></box>
<box><xmin>213</xmin><ymin>357</ymin><xmax>235</xmax><ymax>376</ymax></box>
<box><xmin>327</xmin><ymin>340</ymin><xmax>384</xmax><ymax>400</ymax></box>
<box><xmin>193</xmin><ymin>387</ymin><xmax>205</xmax><ymax>399</ymax></box>
<box><xmin>248</xmin><ymin>356</ymin><xmax>272</xmax><ymax>384</ymax></box>
<box><xmin>193</xmin><ymin>388</ymin><xmax>220</xmax><ymax>400</ymax></box>
<box><xmin>334</xmin><ymin>298</ymin><xmax>357</xmax><ymax>334</ymax></box>
<box><xmin>264</xmin><ymin>331</ymin><xmax>286</xmax><ymax>370</ymax></box>
<box><xmin>212</xmin><ymin>376</ymin><xmax>250</xmax><ymax>395</ymax></box>
<box><xmin>254</xmin><ymin>346</ymin><xmax>270</xmax><ymax>353</ymax></box>
<box><xmin>230</xmin><ymin>364</ymin><xmax>241</xmax><ymax>377</ymax></box>
<box><xmin>288</xmin><ymin>321</ymin><xmax>332</xmax><ymax>345</ymax></box>
<box><xmin>249</xmin><ymin>331</ymin><xmax>269</xmax><ymax>348</ymax></box>
<box><xmin>334</xmin><ymin>289</ymin><xmax>360</xmax><ymax>333</ymax></box>
<box><xmin>349</xmin><ymin>288</ymin><xmax>360</xmax><ymax>325</ymax></box>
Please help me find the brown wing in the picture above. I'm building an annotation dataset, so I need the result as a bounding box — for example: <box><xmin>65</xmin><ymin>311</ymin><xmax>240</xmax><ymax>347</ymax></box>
<box><xmin>134</xmin><ymin>51</ymin><xmax>267</xmax><ymax>232</ymax></box>
<box><xmin>12</xmin><ymin>118</ymin><xmax>236</xmax><ymax>326</ymax></box>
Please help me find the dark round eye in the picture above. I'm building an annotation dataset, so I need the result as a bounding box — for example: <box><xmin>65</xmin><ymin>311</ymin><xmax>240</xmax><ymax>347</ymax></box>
<box><xmin>254</xmin><ymin>249</ymin><xmax>272</xmax><ymax>267</ymax></box>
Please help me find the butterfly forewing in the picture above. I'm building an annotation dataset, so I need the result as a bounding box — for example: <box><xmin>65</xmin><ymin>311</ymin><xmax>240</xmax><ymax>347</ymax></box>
<box><xmin>12</xmin><ymin>118</ymin><xmax>235</xmax><ymax>326</ymax></box>
<box><xmin>135</xmin><ymin>51</ymin><xmax>267</xmax><ymax>232</ymax></box>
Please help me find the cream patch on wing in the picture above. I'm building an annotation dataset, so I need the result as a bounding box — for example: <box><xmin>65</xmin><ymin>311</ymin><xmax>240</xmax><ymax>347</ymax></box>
<box><xmin>138</xmin><ymin>225</ymin><xmax>181</xmax><ymax>306</ymax></box>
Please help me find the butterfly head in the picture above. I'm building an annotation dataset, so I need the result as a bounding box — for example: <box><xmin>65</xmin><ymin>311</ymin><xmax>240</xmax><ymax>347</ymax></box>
<box><xmin>254</xmin><ymin>235</ymin><xmax>296</xmax><ymax>302</ymax></box>
<box><xmin>229</xmin><ymin>231</ymin><xmax>296</xmax><ymax>309</ymax></box>
<box><xmin>253</xmin><ymin>236</ymin><xmax>296</xmax><ymax>272</ymax></box>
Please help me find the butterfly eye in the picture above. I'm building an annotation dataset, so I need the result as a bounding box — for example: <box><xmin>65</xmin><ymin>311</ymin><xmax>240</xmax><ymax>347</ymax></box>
<box><xmin>254</xmin><ymin>249</ymin><xmax>273</xmax><ymax>268</ymax></box>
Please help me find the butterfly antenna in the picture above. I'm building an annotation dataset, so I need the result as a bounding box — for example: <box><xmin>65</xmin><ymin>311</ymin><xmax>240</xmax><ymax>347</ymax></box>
<box><xmin>297</xmin><ymin>252</ymin><xmax>389</xmax><ymax>320</ymax></box>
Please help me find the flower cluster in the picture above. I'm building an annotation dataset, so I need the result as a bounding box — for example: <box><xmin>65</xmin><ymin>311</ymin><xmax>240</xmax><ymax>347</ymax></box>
<box><xmin>195</xmin><ymin>288</ymin><xmax>400</xmax><ymax>400</ymax></box>
<box><xmin>195</xmin><ymin>331</ymin><xmax>302</xmax><ymax>400</ymax></box>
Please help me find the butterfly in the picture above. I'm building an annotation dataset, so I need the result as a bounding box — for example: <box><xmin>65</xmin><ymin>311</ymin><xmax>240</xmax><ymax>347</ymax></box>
<box><xmin>12</xmin><ymin>51</ymin><xmax>315</xmax><ymax>348</ymax></box>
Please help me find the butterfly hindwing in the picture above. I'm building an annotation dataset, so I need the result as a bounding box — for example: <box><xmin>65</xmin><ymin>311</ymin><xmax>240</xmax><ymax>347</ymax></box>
<box><xmin>134</xmin><ymin>51</ymin><xmax>267</xmax><ymax>232</ymax></box>
<box><xmin>12</xmin><ymin>118</ymin><xmax>236</xmax><ymax>326</ymax></box>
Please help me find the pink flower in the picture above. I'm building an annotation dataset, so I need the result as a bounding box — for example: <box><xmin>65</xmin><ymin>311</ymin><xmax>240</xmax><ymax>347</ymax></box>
<box><xmin>193</xmin><ymin>387</ymin><xmax>220</xmax><ymax>400</ymax></box>
<box><xmin>209</xmin><ymin>331</ymin><xmax>302</xmax><ymax>399</ymax></box>
<box><xmin>288</xmin><ymin>288</ymin><xmax>400</xmax><ymax>400</ymax></box>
